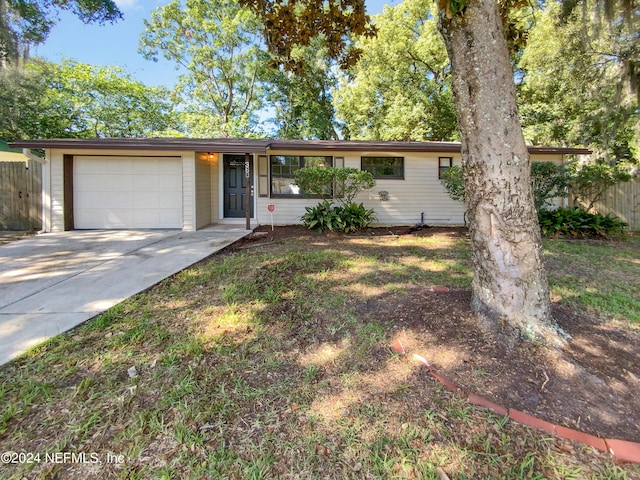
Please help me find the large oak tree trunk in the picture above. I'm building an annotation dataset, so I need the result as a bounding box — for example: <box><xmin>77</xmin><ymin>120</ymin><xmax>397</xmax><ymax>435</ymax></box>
<box><xmin>438</xmin><ymin>0</ymin><xmax>560</xmax><ymax>344</ymax></box>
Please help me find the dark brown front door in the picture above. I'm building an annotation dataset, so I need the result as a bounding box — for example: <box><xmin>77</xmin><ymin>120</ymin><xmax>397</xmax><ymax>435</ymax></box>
<box><xmin>223</xmin><ymin>155</ymin><xmax>253</xmax><ymax>218</ymax></box>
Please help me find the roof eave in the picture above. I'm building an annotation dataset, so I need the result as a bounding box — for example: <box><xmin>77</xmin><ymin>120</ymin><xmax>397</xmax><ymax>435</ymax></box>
<box><xmin>8</xmin><ymin>138</ymin><xmax>592</xmax><ymax>156</ymax></box>
<box><xmin>7</xmin><ymin>138</ymin><xmax>271</xmax><ymax>154</ymax></box>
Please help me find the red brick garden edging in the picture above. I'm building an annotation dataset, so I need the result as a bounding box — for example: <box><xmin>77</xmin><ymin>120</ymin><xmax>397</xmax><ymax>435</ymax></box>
<box><xmin>390</xmin><ymin>334</ymin><xmax>640</xmax><ymax>464</ymax></box>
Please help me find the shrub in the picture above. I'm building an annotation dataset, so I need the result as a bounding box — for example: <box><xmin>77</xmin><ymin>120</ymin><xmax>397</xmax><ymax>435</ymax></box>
<box><xmin>441</xmin><ymin>163</ymin><xmax>571</xmax><ymax>211</ymax></box>
<box><xmin>301</xmin><ymin>200</ymin><xmax>344</xmax><ymax>233</ymax></box>
<box><xmin>339</xmin><ymin>202</ymin><xmax>377</xmax><ymax>232</ymax></box>
<box><xmin>294</xmin><ymin>167</ymin><xmax>376</xmax><ymax>206</ymax></box>
<box><xmin>439</xmin><ymin>165</ymin><xmax>465</xmax><ymax>202</ymax></box>
<box><xmin>531</xmin><ymin>161</ymin><xmax>569</xmax><ymax>211</ymax></box>
<box><xmin>567</xmin><ymin>161</ymin><xmax>633</xmax><ymax>212</ymax></box>
<box><xmin>301</xmin><ymin>200</ymin><xmax>376</xmax><ymax>233</ymax></box>
<box><xmin>538</xmin><ymin>207</ymin><xmax>627</xmax><ymax>238</ymax></box>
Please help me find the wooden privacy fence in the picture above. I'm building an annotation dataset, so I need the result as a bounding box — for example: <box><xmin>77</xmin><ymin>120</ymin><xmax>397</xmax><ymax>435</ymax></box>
<box><xmin>584</xmin><ymin>176</ymin><xmax>640</xmax><ymax>232</ymax></box>
<box><xmin>0</xmin><ymin>159</ymin><xmax>42</xmax><ymax>230</ymax></box>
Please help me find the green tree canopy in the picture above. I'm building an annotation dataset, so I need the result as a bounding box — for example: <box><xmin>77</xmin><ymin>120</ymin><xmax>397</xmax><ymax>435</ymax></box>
<box><xmin>241</xmin><ymin>0</ymin><xmax>376</xmax><ymax>71</ymax></box>
<box><xmin>264</xmin><ymin>40</ymin><xmax>340</xmax><ymax>139</ymax></box>
<box><xmin>568</xmin><ymin>160</ymin><xmax>633</xmax><ymax>212</ymax></box>
<box><xmin>0</xmin><ymin>62</ymin><xmax>48</xmax><ymax>139</ymax></box>
<box><xmin>519</xmin><ymin>1</ymin><xmax>639</xmax><ymax>162</ymax></box>
<box><xmin>334</xmin><ymin>0</ymin><xmax>457</xmax><ymax>141</ymax></box>
<box><xmin>139</xmin><ymin>0</ymin><xmax>267</xmax><ymax>137</ymax></box>
<box><xmin>0</xmin><ymin>59</ymin><xmax>179</xmax><ymax>140</ymax></box>
<box><xmin>0</xmin><ymin>0</ymin><xmax>121</xmax><ymax>67</ymax></box>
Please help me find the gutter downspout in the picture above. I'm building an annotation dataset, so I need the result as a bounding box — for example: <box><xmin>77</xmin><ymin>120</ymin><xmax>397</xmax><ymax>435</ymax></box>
<box><xmin>22</xmin><ymin>149</ymin><xmax>49</xmax><ymax>233</ymax></box>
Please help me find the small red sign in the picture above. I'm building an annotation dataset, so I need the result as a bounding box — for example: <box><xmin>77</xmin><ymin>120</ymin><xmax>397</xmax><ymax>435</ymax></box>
<box><xmin>267</xmin><ymin>204</ymin><xmax>275</xmax><ymax>213</ymax></box>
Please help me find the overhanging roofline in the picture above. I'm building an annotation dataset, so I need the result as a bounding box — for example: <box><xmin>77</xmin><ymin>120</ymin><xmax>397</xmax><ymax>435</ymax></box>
<box><xmin>8</xmin><ymin>137</ymin><xmax>592</xmax><ymax>156</ymax></box>
<box><xmin>267</xmin><ymin>139</ymin><xmax>465</xmax><ymax>152</ymax></box>
<box><xmin>8</xmin><ymin>138</ymin><xmax>272</xmax><ymax>154</ymax></box>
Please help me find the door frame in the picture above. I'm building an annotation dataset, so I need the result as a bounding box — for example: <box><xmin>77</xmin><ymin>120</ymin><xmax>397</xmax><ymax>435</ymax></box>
<box><xmin>221</xmin><ymin>154</ymin><xmax>255</xmax><ymax>219</ymax></box>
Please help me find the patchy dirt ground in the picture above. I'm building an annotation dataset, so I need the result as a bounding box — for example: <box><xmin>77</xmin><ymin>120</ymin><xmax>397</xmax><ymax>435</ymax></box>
<box><xmin>231</xmin><ymin>225</ymin><xmax>640</xmax><ymax>444</ymax></box>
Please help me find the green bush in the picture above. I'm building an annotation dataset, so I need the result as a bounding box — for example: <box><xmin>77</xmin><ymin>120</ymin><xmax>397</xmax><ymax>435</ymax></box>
<box><xmin>441</xmin><ymin>162</ymin><xmax>570</xmax><ymax>211</ymax></box>
<box><xmin>531</xmin><ymin>161</ymin><xmax>569</xmax><ymax>211</ymax></box>
<box><xmin>439</xmin><ymin>165</ymin><xmax>465</xmax><ymax>202</ymax></box>
<box><xmin>339</xmin><ymin>202</ymin><xmax>377</xmax><ymax>232</ymax></box>
<box><xmin>567</xmin><ymin>161</ymin><xmax>633</xmax><ymax>212</ymax></box>
<box><xmin>301</xmin><ymin>200</ymin><xmax>376</xmax><ymax>233</ymax></box>
<box><xmin>538</xmin><ymin>207</ymin><xmax>627</xmax><ymax>238</ymax></box>
<box><xmin>294</xmin><ymin>167</ymin><xmax>376</xmax><ymax>206</ymax></box>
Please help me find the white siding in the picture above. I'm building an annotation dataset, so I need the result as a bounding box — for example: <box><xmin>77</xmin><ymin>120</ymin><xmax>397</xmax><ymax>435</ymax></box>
<box><xmin>255</xmin><ymin>151</ymin><xmax>566</xmax><ymax>226</ymax></box>
<box><xmin>182</xmin><ymin>152</ymin><xmax>196</xmax><ymax>231</ymax></box>
<box><xmin>41</xmin><ymin>149</ymin><xmax>51</xmax><ymax>233</ymax></box>
<box><xmin>195</xmin><ymin>154</ymin><xmax>212</xmax><ymax>229</ymax></box>
<box><xmin>256</xmin><ymin>150</ymin><xmax>466</xmax><ymax>226</ymax></box>
<box><xmin>348</xmin><ymin>153</ymin><xmax>465</xmax><ymax>225</ymax></box>
<box><xmin>49</xmin><ymin>151</ymin><xmax>64</xmax><ymax>232</ymax></box>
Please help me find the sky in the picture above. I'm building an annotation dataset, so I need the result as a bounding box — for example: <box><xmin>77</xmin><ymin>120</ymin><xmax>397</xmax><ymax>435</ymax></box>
<box><xmin>34</xmin><ymin>0</ymin><xmax>395</xmax><ymax>88</ymax></box>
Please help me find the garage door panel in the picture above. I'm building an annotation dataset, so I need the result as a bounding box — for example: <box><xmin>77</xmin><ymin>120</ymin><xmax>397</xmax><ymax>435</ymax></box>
<box><xmin>132</xmin><ymin>175</ymin><xmax>181</xmax><ymax>192</ymax></box>
<box><xmin>74</xmin><ymin>209</ymin><xmax>133</xmax><ymax>229</ymax></box>
<box><xmin>76</xmin><ymin>189</ymin><xmax>134</xmax><ymax>207</ymax></box>
<box><xmin>132</xmin><ymin>210</ymin><xmax>180</xmax><ymax>228</ymax></box>
<box><xmin>162</xmin><ymin>175</ymin><xmax>182</xmax><ymax>189</ymax></box>
<box><xmin>105</xmin><ymin>211</ymin><xmax>134</xmax><ymax>228</ymax></box>
<box><xmin>158</xmin><ymin>192</ymin><xmax>182</xmax><ymax>208</ymax></box>
<box><xmin>132</xmin><ymin>192</ymin><xmax>161</xmax><ymax>209</ymax></box>
<box><xmin>74</xmin><ymin>159</ymin><xmax>105</xmax><ymax>175</ymax></box>
<box><xmin>74</xmin><ymin>156</ymin><xmax>182</xmax><ymax>229</ymax></box>
<box><xmin>132</xmin><ymin>210</ymin><xmax>160</xmax><ymax>227</ymax></box>
<box><xmin>75</xmin><ymin>174</ymin><xmax>134</xmax><ymax>193</ymax></box>
<box><xmin>130</xmin><ymin>192</ymin><xmax>178</xmax><ymax>209</ymax></box>
<box><xmin>159</xmin><ymin>210</ymin><xmax>182</xmax><ymax>225</ymax></box>
<box><xmin>104</xmin><ymin>175</ymin><xmax>133</xmax><ymax>192</ymax></box>
<box><xmin>133</xmin><ymin>176</ymin><xmax>159</xmax><ymax>191</ymax></box>
<box><xmin>130</xmin><ymin>158</ymin><xmax>156</xmax><ymax>173</ymax></box>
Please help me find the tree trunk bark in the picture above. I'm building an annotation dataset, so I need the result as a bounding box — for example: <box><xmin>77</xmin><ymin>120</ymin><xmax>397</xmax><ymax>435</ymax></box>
<box><xmin>437</xmin><ymin>0</ymin><xmax>560</xmax><ymax>344</ymax></box>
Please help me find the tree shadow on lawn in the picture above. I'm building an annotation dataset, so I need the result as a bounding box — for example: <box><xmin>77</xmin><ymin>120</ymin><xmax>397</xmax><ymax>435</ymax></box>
<box><xmin>0</xmin><ymin>226</ymin><xmax>639</xmax><ymax>478</ymax></box>
<box><xmin>233</xmin><ymin>225</ymin><xmax>640</xmax><ymax>442</ymax></box>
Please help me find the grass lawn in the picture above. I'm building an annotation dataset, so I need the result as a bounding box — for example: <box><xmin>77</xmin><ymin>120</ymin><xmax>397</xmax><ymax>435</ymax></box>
<box><xmin>1</xmin><ymin>228</ymin><xmax>638</xmax><ymax>479</ymax></box>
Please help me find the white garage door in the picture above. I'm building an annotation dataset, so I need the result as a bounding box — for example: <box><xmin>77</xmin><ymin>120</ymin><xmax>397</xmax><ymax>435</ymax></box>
<box><xmin>74</xmin><ymin>156</ymin><xmax>183</xmax><ymax>229</ymax></box>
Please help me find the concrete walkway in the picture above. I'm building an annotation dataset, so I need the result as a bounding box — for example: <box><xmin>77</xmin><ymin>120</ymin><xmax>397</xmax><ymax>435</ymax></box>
<box><xmin>0</xmin><ymin>225</ymin><xmax>252</xmax><ymax>365</ymax></box>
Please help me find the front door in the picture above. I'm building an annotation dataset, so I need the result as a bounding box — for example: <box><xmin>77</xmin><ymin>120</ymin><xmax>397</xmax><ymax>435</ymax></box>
<box><xmin>223</xmin><ymin>155</ymin><xmax>253</xmax><ymax>218</ymax></box>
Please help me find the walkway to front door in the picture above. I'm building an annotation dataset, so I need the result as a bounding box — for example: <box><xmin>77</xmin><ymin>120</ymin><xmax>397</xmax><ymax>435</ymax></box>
<box><xmin>223</xmin><ymin>155</ymin><xmax>253</xmax><ymax>218</ymax></box>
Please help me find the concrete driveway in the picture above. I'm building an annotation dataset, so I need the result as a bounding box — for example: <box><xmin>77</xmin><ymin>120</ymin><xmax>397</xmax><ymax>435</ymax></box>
<box><xmin>0</xmin><ymin>226</ymin><xmax>251</xmax><ymax>365</ymax></box>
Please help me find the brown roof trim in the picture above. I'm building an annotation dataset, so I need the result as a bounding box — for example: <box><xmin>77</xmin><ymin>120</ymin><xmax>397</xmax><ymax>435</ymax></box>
<box><xmin>8</xmin><ymin>137</ymin><xmax>271</xmax><ymax>153</ymax></box>
<box><xmin>527</xmin><ymin>145</ymin><xmax>592</xmax><ymax>155</ymax></box>
<box><xmin>9</xmin><ymin>137</ymin><xmax>592</xmax><ymax>155</ymax></box>
<box><xmin>267</xmin><ymin>139</ymin><xmax>465</xmax><ymax>152</ymax></box>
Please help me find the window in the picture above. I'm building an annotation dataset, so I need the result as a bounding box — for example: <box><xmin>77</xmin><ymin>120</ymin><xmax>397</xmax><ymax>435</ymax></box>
<box><xmin>270</xmin><ymin>155</ymin><xmax>332</xmax><ymax>197</ymax></box>
<box><xmin>361</xmin><ymin>157</ymin><xmax>404</xmax><ymax>179</ymax></box>
<box><xmin>439</xmin><ymin>157</ymin><xmax>453</xmax><ymax>179</ymax></box>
